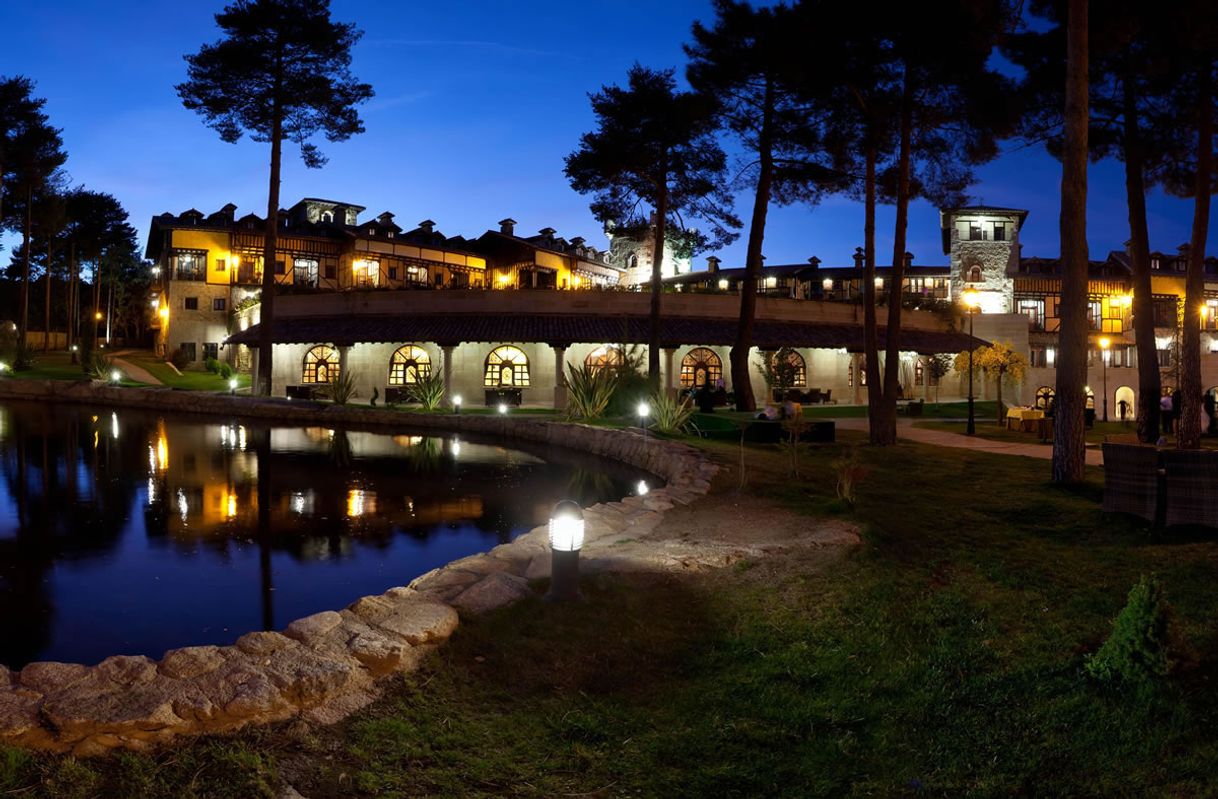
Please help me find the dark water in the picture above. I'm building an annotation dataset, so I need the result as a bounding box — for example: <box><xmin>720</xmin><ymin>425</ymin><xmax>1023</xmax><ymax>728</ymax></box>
<box><xmin>0</xmin><ymin>401</ymin><xmax>651</xmax><ymax>668</ymax></box>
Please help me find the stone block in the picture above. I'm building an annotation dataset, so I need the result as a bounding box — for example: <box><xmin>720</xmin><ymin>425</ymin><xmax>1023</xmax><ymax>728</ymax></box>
<box><xmin>450</xmin><ymin>573</ymin><xmax>533</xmax><ymax>615</ymax></box>
<box><xmin>159</xmin><ymin>646</ymin><xmax>227</xmax><ymax>680</ymax></box>
<box><xmin>284</xmin><ymin>611</ymin><xmax>344</xmax><ymax>646</ymax></box>
<box><xmin>20</xmin><ymin>661</ymin><xmax>89</xmax><ymax>694</ymax></box>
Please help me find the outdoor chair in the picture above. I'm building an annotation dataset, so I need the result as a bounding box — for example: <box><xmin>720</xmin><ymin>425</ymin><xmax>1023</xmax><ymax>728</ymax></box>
<box><xmin>1101</xmin><ymin>442</ymin><xmax>1162</xmax><ymax>523</ymax></box>
<box><xmin>1161</xmin><ymin>449</ymin><xmax>1218</xmax><ymax>529</ymax></box>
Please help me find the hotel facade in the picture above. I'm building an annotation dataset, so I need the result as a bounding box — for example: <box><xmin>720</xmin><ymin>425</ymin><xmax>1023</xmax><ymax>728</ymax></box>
<box><xmin>144</xmin><ymin>199</ymin><xmax>1218</xmax><ymax>413</ymax></box>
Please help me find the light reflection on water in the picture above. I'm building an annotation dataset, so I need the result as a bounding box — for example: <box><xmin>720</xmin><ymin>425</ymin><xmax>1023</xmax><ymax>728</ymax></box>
<box><xmin>0</xmin><ymin>401</ymin><xmax>648</xmax><ymax>668</ymax></box>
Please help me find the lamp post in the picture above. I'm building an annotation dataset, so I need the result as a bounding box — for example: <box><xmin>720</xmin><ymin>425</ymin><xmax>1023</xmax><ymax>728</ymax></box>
<box><xmin>453</xmin><ymin>394</ymin><xmax>462</xmax><ymax>414</ymax></box>
<box><xmin>963</xmin><ymin>289</ymin><xmax>980</xmax><ymax>436</ymax></box>
<box><xmin>545</xmin><ymin>500</ymin><xmax>584</xmax><ymax>601</ymax></box>
<box><xmin>1098</xmin><ymin>336</ymin><xmax>1111</xmax><ymax>422</ymax></box>
<box><xmin>497</xmin><ymin>402</ymin><xmax>508</xmax><ymax>415</ymax></box>
<box><xmin>637</xmin><ymin>400</ymin><xmax>650</xmax><ymax>438</ymax></box>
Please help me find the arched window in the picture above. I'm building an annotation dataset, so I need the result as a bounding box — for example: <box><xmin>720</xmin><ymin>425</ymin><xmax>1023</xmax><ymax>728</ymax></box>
<box><xmin>303</xmin><ymin>345</ymin><xmax>339</xmax><ymax>384</ymax></box>
<box><xmin>320</xmin><ymin>211</ymin><xmax>334</xmax><ymax>223</ymax></box>
<box><xmin>584</xmin><ymin>345</ymin><xmax>624</xmax><ymax>373</ymax></box>
<box><xmin>1035</xmin><ymin>385</ymin><xmax>1055</xmax><ymax>410</ymax></box>
<box><xmin>680</xmin><ymin>347</ymin><xmax>723</xmax><ymax>388</ymax></box>
<box><xmin>388</xmin><ymin>345</ymin><xmax>431</xmax><ymax>386</ymax></box>
<box><xmin>966</xmin><ymin>265</ymin><xmax>983</xmax><ymax>283</ymax></box>
<box><xmin>769</xmin><ymin>349</ymin><xmax>807</xmax><ymax>388</ymax></box>
<box><xmin>484</xmin><ymin>345</ymin><xmax>530</xmax><ymax>387</ymax></box>
<box><xmin>914</xmin><ymin>359</ymin><xmax>925</xmax><ymax>387</ymax></box>
<box><xmin>626</xmin><ymin>253</ymin><xmax>638</xmax><ymax>271</ymax></box>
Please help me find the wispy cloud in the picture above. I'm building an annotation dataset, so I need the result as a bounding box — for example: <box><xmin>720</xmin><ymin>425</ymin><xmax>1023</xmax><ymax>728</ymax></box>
<box><xmin>366</xmin><ymin>38</ymin><xmax>580</xmax><ymax>60</ymax></box>
<box><xmin>366</xmin><ymin>91</ymin><xmax>432</xmax><ymax>112</ymax></box>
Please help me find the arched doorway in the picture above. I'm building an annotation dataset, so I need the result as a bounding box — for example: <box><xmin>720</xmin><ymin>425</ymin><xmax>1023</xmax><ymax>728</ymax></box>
<box><xmin>388</xmin><ymin>345</ymin><xmax>431</xmax><ymax>386</ymax></box>
<box><xmin>484</xmin><ymin>345</ymin><xmax>530</xmax><ymax>388</ymax></box>
<box><xmin>1114</xmin><ymin>386</ymin><xmax>1135</xmax><ymax>422</ymax></box>
<box><xmin>302</xmin><ymin>345</ymin><xmax>339</xmax><ymax>384</ymax></box>
<box><xmin>584</xmin><ymin>345</ymin><xmax>625</xmax><ymax>374</ymax></box>
<box><xmin>1034</xmin><ymin>385</ymin><xmax>1055</xmax><ymax>411</ymax></box>
<box><xmin>680</xmin><ymin>347</ymin><xmax>722</xmax><ymax>389</ymax></box>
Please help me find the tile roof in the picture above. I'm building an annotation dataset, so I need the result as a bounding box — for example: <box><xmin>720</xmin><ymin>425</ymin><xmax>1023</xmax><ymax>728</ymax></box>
<box><xmin>226</xmin><ymin>313</ymin><xmax>983</xmax><ymax>354</ymax></box>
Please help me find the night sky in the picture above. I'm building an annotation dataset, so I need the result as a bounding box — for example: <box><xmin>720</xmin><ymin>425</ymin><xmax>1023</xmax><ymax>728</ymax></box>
<box><xmin>2</xmin><ymin>0</ymin><xmax>1215</xmax><ymax>268</ymax></box>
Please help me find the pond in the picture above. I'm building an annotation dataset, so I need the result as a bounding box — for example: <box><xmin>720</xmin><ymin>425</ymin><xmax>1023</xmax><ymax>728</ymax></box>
<box><xmin>0</xmin><ymin>401</ymin><xmax>652</xmax><ymax>668</ymax></box>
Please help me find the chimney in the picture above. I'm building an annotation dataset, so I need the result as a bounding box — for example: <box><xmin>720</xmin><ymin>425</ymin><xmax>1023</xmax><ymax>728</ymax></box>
<box><xmin>418</xmin><ymin>219</ymin><xmax>436</xmax><ymax>233</ymax></box>
<box><xmin>904</xmin><ymin>251</ymin><xmax>914</xmax><ymax>269</ymax></box>
<box><xmin>570</xmin><ymin>236</ymin><xmax>586</xmax><ymax>247</ymax></box>
<box><xmin>807</xmin><ymin>256</ymin><xmax>821</xmax><ymax>268</ymax></box>
<box><xmin>853</xmin><ymin>247</ymin><xmax>865</xmax><ymax>269</ymax></box>
<box><xmin>378</xmin><ymin>211</ymin><xmax>395</xmax><ymax>225</ymax></box>
<box><xmin>538</xmin><ymin>227</ymin><xmax>557</xmax><ymax>239</ymax></box>
<box><xmin>499</xmin><ymin>218</ymin><xmax>517</xmax><ymax>236</ymax></box>
<box><xmin>706</xmin><ymin>256</ymin><xmax>721</xmax><ymax>273</ymax></box>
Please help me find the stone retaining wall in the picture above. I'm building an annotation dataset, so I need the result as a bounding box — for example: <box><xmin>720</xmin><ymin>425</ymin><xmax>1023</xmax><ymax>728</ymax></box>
<box><xmin>0</xmin><ymin>380</ymin><xmax>718</xmax><ymax>755</ymax></box>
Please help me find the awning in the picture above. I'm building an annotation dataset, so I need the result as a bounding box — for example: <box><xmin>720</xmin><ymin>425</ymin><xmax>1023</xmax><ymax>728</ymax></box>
<box><xmin>226</xmin><ymin>313</ymin><xmax>986</xmax><ymax>355</ymax></box>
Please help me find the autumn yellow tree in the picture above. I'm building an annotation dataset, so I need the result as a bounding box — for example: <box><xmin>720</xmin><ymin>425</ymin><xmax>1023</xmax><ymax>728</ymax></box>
<box><xmin>954</xmin><ymin>341</ymin><xmax>1029</xmax><ymax>425</ymax></box>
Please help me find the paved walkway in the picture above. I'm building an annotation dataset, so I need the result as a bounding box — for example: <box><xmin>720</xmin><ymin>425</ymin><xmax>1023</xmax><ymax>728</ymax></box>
<box><xmin>832</xmin><ymin>417</ymin><xmax>1105</xmax><ymax>466</ymax></box>
<box><xmin>108</xmin><ymin>350</ymin><xmax>163</xmax><ymax>386</ymax></box>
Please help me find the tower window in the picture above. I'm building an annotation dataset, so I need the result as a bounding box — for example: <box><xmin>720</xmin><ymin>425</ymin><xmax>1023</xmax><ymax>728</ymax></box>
<box><xmin>966</xmin><ymin>265</ymin><xmax>983</xmax><ymax>283</ymax></box>
<box><xmin>993</xmin><ymin>222</ymin><xmax>1007</xmax><ymax>241</ymax></box>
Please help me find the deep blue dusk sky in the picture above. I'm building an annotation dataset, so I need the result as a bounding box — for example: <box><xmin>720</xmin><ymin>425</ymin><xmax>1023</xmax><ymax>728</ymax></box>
<box><xmin>2</xmin><ymin>0</ymin><xmax>1215</xmax><ymax>268</ymax></box>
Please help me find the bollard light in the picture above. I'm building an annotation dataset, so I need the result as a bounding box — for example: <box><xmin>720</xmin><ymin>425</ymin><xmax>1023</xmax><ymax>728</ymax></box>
<box><xmin>637</xmin><ymin>400</ymin><xmax>650</xmax><ymax>438</ymax></box>
<box><xmin>110</xmin><ymin>369</ymin><xmax>121</xmax><ymax>383</ymax></box>
<box><xmin>453</xmin><ymin>394</ymin><xmax>463</xmax><ymax>414</ymax></box>
<box><xmin>498</xmin><ymin>402</ymin><xmax>508</xmax><ymax>415</ymax></box>
<box><xmin>546</xmin><ymin>499</ymin><xmax>584</xmax><ymax>601</ymax></box>
<box><xmin>637</xmin><ymin>479</ymin><xmax>649</xmax><ymax>496</ymax></box>
<box><xmin>0</xmin><ymin>362</ymin><xmax>8</xmax><ymax>374</ymax></box>
<box><xmin>229</xmin><ymin>377</ymin><xmax>238</xmax><ymax>394</ymax></box>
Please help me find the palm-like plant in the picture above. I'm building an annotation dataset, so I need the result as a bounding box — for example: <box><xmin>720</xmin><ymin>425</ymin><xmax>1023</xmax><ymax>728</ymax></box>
<box><xmin>649</xmin><ymin>390</ymin><xmax>695</xmax><ymax>434</ymax></box>
<box><xmin>325</xmin><ymin>369</ymin><xmax>358</xmax><ymax>405</ymax></box>
<box><xmin>565</xmin><ymin>363</ymin><xmax>615</xmax><ymax>420</ymax></box>
<box><xmin>407</xmin><ymin>371</ymin><xmax>446</xmax><ymax>411</ymax></box>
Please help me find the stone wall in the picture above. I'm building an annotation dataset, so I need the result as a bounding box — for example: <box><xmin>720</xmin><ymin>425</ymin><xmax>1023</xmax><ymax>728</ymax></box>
<box><xmin>0</xmin><ymin>380</ymin><xmax>718</xmax><ymax>755</ymax></box>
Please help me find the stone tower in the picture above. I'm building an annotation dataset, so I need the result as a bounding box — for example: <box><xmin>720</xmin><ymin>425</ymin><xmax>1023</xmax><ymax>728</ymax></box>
<box><xmin>605</xmin><ymin>215</ymin><xmax>693</xmax><ymax>287</ymax></box>
<box><xmin>940</xmin><ymin>206</ymin><xmax>1027</xmax><ymax>313</ymax></box>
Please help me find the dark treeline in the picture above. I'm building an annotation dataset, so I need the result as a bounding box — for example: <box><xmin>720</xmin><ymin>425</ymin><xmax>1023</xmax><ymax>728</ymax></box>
<box><xmin>566</xmin><ymin>0</ymin><xmax>1218</xmax><ymax>480</ymax></box>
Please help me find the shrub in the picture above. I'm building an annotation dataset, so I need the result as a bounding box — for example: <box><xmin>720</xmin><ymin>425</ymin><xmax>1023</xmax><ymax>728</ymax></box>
<box><xmin>407</xmin><ymin>371</ymin><xmax>446</xmax><ymax>411</ymax></box>
<box><xmin>169</xmin><ymin>347</ymin><xmax>191</xmax><ymax>370</ymax></box>
<box><xmin>204</xmin><ymin>356</ymin><xmax>220</xmax><ymax>374</ymax></box>
<box><xmin>565</xmin><ymin>363</ymin><xmax>615</xmax><ymax>420</ymax></box>
<box><xmin>11</xmin><ymin>343</ymin><xmax>34</xmax><ymax>372</ymax></box>
<box><xmin>218</xmin><ymin>362</ymin><xmax>233</xmax><ymax>380</ymax></box>
<box><xmin>324</xmin><ymin>370</ymin><xmax>358</xmax><ymax>405</ymax></box>
<box><xmin>85</xmin><ymin>352</ymin><xmax>115</xmax><ymax>381</ymax></box>
<box><xmin>649</xmin><ymin>390</ymin><xmax>695</xmax><ymax>434</ymax></box>
<box><xmin>1086</xmin><ymin>576</ymin><xmax>1179</xmax><ymax>686</ymax></box>
<box><xmin>832</xmin><ymin>446</ymin><xmax>866</xmax><ymax>506</ymax></box>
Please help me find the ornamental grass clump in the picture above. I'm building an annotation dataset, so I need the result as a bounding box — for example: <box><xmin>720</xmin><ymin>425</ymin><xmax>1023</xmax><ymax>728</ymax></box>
<box><xmin>649</xmin><ymin>390</ymin><xmax>695</xmax><ymax>434</ymax></box>
<box><xmin>325</xmin><ymin>370</ymin><xmax>358</xmax><ymax>405</ymax></box>
<box><xmin>565</xmin><ymin>363</ymin><xmax>615</xmax><ymax>420</ymax></box>
<box><xmin>407</xmin><ymin>371</ymin><xmax>446</xmax><ymax>411</ymax></box>
<box><xmin>832</xmin><ymin>446</ymin><xmax>866</xmax><ymax>506</ymax></box>
<box><xmin>1085</xmin><ymin>576</ymin><xmax>1181</xmax><ymax>687</ymax></box>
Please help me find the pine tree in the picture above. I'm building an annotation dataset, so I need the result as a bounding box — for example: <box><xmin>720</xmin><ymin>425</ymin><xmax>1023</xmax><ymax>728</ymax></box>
<box><xmin>178</xmin><ymin>0</ymin><xmax>373</xmax><ymax>395</ymax></box>
<box><xmin>565</xmin><ymin>65</ymin><xmax>739</xmax><ymax>383</ymax></box>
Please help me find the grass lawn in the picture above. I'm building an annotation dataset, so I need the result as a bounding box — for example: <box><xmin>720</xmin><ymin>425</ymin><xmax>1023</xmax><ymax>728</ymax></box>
<box><xmin>123</xmin><ymin>353</ymin><xmax>252</xmax><ymax>392</ymax></box>
<box><xmin>914</xmin><ymin>417</ymin><xmax>1218</xmax><ymax>448</ymax></box>
<box><xmin>2</xmin><ymin>433</ymin><xmax>1217</xmax><ymax>796</ymax></box>
<box><xmin>5</xmin><ymin>351</ymin><xmax>90</xmax><ymax>382</ymax></box>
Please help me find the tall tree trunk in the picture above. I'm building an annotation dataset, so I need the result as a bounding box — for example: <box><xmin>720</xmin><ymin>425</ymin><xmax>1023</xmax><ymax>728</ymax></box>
<box><xmin>649</xmin><ymin>164</ymin><xmax>669</xmax><ymax>385</ymax></box>
<box><xmin>874</xmin><ymin>71</ymin><xmax>914</xmax><ymax>447</ymax></box>
<box><xmin>732</xmin><ymin>78</ymin><xmax>774</xmax><ymax>412</ymax></box>
<box><xmin>862</xmin><ymin>144</ymin><xmax>881</xmax><ymax>431</ymax></box>
<box><xmin>1177</xmin><ymin>61</ymin><xmax>1211</xmax><ymax>450</ymax></box>
<box><xmin>257</xmin><ymin>106</ymin><xmax>284</xmax><ymax>397</ymax></box>
<box><xmin>43</xmin><ymin>239</ymin><xmax>52</xmax><ymax>352</ymax></box>
<box><xmin>1122</xmin><ymin>72</ymin><xmax>1161</xmax><ymax>442</ymax></box>
<box><xmin>67</xmin><ymin>241</ymin><xmax>76</xmax><ymax>355</ymax></box>
<box><xmin>1052</xmin><ymin>0</ymin><xmax>1090</xmax><ymax>483</ymax></box>
<box><xmin>19</xmin><ymin>185</ymin><xmax>32</xmax><ymax>352</ymax></box>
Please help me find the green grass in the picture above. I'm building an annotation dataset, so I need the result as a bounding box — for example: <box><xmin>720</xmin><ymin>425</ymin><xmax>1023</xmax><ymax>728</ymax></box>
<box><xmin>124</xmin><ymin>353</ymin><xmax>252</xmax><ymax>392</ymax></box>
<box><xmin>1</xmin><ymin>434</ymin><xmax>1216</xmax><ymax>796</ymax></box>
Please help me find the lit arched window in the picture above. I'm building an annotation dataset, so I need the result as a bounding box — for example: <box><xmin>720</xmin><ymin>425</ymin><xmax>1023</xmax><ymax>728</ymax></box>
<box><xmin>680</xmin><ymin>347</ymin><xmax>723</xmax><ymax>388</ymax></box>
<box><xmin>769</xmin><ymin>349</ymin><xmax>807</xmax><ymax>388</ymax></box>
<box><xmin>966</xmin><ymin>265</ymin><xmax>983</xmax><ymax>283</ymax></box>
<box><xmin>914</xmin><ymin>359</ymin><xmax>925</xmax><ymax>386</ymax></box>
<box><xmin>626</xmin><ymin>253</ymin><xmax>638</xmax><ymax>270</ymax></box>
<box><xmin>584</xmin><ymin>345</ymin><xmax>624</xmax><ymax>373</ymax></box>
<box><xmin>484</xmin><ymin>345</ymin><xmax>530</xmax><ymax>387</ymax></box>
<box><xmin>1035</xmin><ymin>385</ymin><xmax>1056</xmax><ymax>410</ymax></box>
<box><xmin>303</xmin><ymin>345</ymin><xmax>339</xmax><ymax>384</ymax></box>
<box><xmin>320</xmin><ymin>211</ymin><xmax>334</xmax><ymax>223</ymax></box>
<box><xmin>388</xmin><ymin>345</ymin><xmax>431</xmax><ymax>386</ymax></box>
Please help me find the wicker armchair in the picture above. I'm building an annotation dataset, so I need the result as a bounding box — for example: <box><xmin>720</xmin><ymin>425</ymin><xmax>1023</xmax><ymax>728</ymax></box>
<box><xmin>1161</xmin><ymin>449</ymin><xmax>1218</xmax><ymax>529</ymax></box>
<box><xmin>1101</xmin><ymin>443</ymin><xmax>1162</xmax><ymax>523</ymax></box>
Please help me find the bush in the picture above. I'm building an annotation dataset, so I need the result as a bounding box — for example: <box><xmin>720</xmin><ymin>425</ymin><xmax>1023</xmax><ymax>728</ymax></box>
<box><xmin>1086</xmin><ymin>576</ymin><xmax>1179</xmax><ymax>686</ymax></box>
<box><xmin>218</xmin><ymin>362</ymin><xmax>233</xmax><ymax>380</ymax></box>
<box><xmin>832</xmin><ymin>446</ymin><xmax>867</xmax><ymax>506</ymax></box>
<box><xmin>84</xmin><ymin>352</ymin><xmax>115</xmax><ymax>381</ymax></box>
<box><xmin>169</xmin><ymin>347</ymin><xmax>191</xmax><ymax>370</ymax></box>
<box><xmin>407</xmin><ymin>371</ymin><xmax>446</xmax><ymax>411</ymax></box>
<box><xmin>324</xmin><ymin>369</ymin><xmax>358</xmax><ymax>405</ymax></box>
<box><xmin>649</xmin><ymin>390</ymin><xmax>695</xmax><ymax>434</ymax></box>
<box><xmin>565</xmin><ymin>363</ymin><xmax>615</xmax><ymax>420</ymax></box>
<box><xmin>204</xmin><ymin>356</ymin><xmax>220</xmax><ymax>374</ymax></box>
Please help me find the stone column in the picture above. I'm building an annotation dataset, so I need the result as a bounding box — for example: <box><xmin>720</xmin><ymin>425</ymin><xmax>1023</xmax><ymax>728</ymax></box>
<box><xmin>442</xmin><ymin>345</ymin><xmax>455</xmax><ymax>403</ymax></box>
<box><xmin>251</xmin><ymin>347</ymin><xmax>262</xmax><ymax>395</ymax></box>
<box><xmin>552</xmin><ymin>344</ymin><xmax>568</xmax><ymax>409</ymax></box>
<box><xmin>663</xmin><ymin>347</ymin><xmax>678</xmax><ymax>398</ymax></box>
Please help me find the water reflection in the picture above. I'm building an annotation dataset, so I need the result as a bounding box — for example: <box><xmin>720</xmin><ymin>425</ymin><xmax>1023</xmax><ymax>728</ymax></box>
<box><xmin>0</xmin><ymin>402</ymin><xmax>648</xmax><ymax>667</ymax></box>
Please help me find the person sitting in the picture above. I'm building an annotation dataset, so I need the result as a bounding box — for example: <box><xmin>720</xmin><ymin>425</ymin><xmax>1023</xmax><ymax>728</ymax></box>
<box><xmin>755</xmin><ymin>404</ymin><xmax>780</xmax><ymax>421</ymax></box>
<box><xmin>781</xmin><ymin>399</ymin><xmax>802</xmax><ymax>419</ymax></box>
